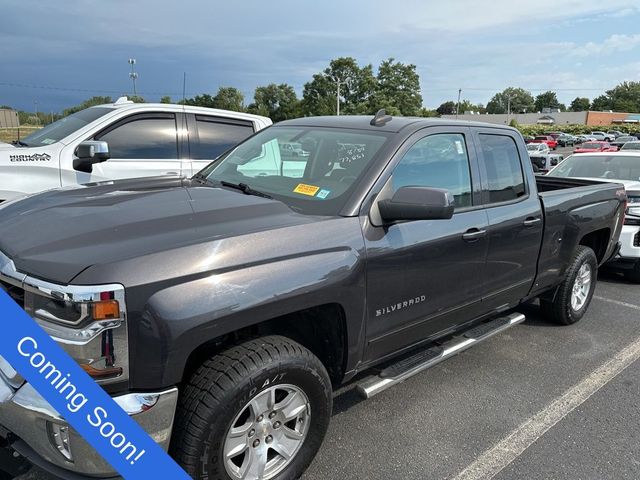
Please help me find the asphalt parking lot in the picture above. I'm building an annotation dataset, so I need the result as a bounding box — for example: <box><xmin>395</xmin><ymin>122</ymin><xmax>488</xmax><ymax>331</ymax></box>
<box><xmin>17</xmin><ymin>269</ymin><xmax>640</xmax><ymax>480</ymax></box>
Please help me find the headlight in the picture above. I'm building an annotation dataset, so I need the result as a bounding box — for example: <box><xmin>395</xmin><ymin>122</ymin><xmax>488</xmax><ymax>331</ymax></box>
<box><xmin>22</xmin><ymin>280</ymin><xmax>128</xmax><ymax>384</ymax></box>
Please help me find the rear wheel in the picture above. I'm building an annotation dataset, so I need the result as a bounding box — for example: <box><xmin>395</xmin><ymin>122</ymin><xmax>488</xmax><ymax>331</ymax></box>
<box><xmin>171</xmin><ymin>336</ymin><xmax>332</xmax><ymax>480</ymax></box>
<box><xmin>540</xmin><ymin>246</ymin><xmax>597</xmax><ymax>325</ymax></box>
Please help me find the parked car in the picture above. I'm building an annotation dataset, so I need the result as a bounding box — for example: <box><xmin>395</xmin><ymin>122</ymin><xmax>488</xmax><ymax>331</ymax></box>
<box><xmin>0</xmin><ymin>97</ymin><xmax>272</xmax><ymax>203</ymax></box>
<box><xmin>610</xmin><ymin>135</ymin><xmax>638</xmax><ymax>149</ymax></box>
<box><xmin>0</xmin><ymin>115</ymin><xmax>626</xmax><ymax>479</ymax></box>
<box><xmin>590</xmin><ymin>131</ymin><xmax>615</xmax><ymax>142</ymax></box>
<box><xmin>548</xmin><ymin>151</ymin><xmax>640</xmax><ymax>282</ymax></box>
<box><xmin>607</xmin><ymin>130</ymin><xmax>625</xmax><ymax>139</ymax></box>
<box><xmin>576</xmin><ymin>134</ymin><xmax>597</xmax><ymax>143</ymax></box>
<box><xmin>556</xmin><ymin>133</ymin><xmax>576</xmax><ymax>147</ymax></box>
<box><xmin>621</xmin><ymin>141</ymin><xmax>640</xmax><ymax>151</ymax></box>
<box><xmin>574</xmin><ymin>141</ymin><xmax>618</xmax><ymax>153</ymax></box>
<box><xmin>530</xmin><ymin>135</ymin><xmax>558</xmax><ymax>150</ymax></box>
<box><xmin>526</xmin><ymin>142</ymin><xmax>564</xmax><ymax>173</ymax></box>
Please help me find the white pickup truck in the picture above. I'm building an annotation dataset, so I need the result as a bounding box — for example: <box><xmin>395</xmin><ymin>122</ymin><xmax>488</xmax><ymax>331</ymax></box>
<box><xmin>0</xmin><ymin>97</ymin><xmax>272</xmax><ymax>202</ymax></box>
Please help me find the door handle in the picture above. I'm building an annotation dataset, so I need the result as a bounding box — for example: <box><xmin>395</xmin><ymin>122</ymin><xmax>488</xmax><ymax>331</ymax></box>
<box><xmin>523</xmin><ymin>217</ymin><xmax>541</xmax><ymax>227</ymax></box>
<box><xmin>164</xmin><ymin>171</ymin><xmax>179</xmax><ymax>175</ymax></box>
<box><xmin>462</xmin><ymin>228</ymin><xmax>487</xmax><ymax>242</ymax></box>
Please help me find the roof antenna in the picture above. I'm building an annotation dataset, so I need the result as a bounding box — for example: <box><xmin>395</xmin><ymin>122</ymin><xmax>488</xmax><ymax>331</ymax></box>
<box><xmin>370</xmin><ymin>109</ymin><xmax>392</xmax><ymax>126</ymax></box>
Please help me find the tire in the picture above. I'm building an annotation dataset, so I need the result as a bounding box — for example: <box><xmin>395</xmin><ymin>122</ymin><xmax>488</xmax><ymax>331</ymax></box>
<box><xmin>540</xmin><ymin>246</ymin><xmax>598</xmax><ymax>325</ymax></box>
<box><xmin>171</xmin><ymin>335</ymin><xmax>332</xmax><ymax>480</ymax></box>
<box><xmin>624</xmin><ymin>261</ymin><xmax>640</xmax><ymax>283</ymax></box>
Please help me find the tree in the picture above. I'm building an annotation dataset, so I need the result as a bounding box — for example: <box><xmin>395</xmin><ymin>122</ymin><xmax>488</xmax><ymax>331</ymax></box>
<box><xmin>369</xmin><ymin>58</ymin><xmax>422</xmax><ymax>116</ymax></box>
<box><xmin>63</xmin><ymin>96</ymin><xmax>112</xmax><ymax>116</ymax></box>
<box><xmin>569</xmin><ymin>97</ymin><xmax>590</xmax><ymax>111</ymax></box>
<box><xmin>212</xmin><ymin>87</ymin><xmax>245</xmax><ymax>112</ymax></box>
<box><xmin>436</xmin><ymin>101</ymin><xmax>456</xmax><ymax>115</ymax></box>
<box><xmin>534</xmin><ymin>91</ymin><xmax>561</xmax><ymax>112</ymax></box>
<box><xmin>301</xmin><ymin>57</ymin><xmax>377</xmax><ymax>116</ymax></box>
<box><xmin>457</xmin><ymin>100</ymin><xmax>486</xmax><ymax>114</ymax></box>
<box><xmin>160</xmin><ymin>96</ymin><xmax>172</xmax><ymax>104</ymax></box>
<box><xmin>591</xmin><ymin>94</ymin><xmax>612</xmax><ymax>111</ymax></box>
<box><xmin>128</xmin><ymin>95</ymin><xmax>145</xmax><ymax>103</ymax></box>
<box><xmin>247</xmin><ymin>83</ymin><xmax>300</xmax><ymax>122</ymax></box>
<box><xmin>418</xmin><ymin>108</ymin><xmax>439</xmax><ymax>117</ymax></box>
<box><xmin>182</xmin><ymin>94</ymin><xmax>216</xmax><ymax>108</ymax></box>
<box><xmin>486</xmin><ymin>88</ymin><xmax>535</xmax><ymax>114</ymax></box>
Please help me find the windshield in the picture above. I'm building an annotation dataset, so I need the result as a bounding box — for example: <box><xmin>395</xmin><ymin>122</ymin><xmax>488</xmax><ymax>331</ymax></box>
<box><xmin>617</xmin><ymin>136</ymin><xmax>636</xmax><ymax>142</ymax></box>
<box><xmin>527</xmin><ymin>143</ymin><xmax>543</xmax><ymax>151</ymax></box>
<box><xmin>21</xmin><ymin>107</ymin><xmax>114</xmax><ymax>147</ymax></box>
<box><xmin>198</xmin><ymin>126</ymin><xmax>390</xmax><ymax>215</ymax></box>
<box><xmin>548</xmin><ymin>154</ymin><xmax>640</xmax><ymax>181</ymax></box>
<box><xmin>621</xmin><ymin>142</ymin><xmax>640</xmax><ymax>150</ymax></box>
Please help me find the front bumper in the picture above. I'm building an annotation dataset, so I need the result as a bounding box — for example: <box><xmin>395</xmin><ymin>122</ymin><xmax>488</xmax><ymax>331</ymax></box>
<box><xmin>0</xmin><ymin>369</ymin><xmax>178</xmax><ymax>478</ymax></box>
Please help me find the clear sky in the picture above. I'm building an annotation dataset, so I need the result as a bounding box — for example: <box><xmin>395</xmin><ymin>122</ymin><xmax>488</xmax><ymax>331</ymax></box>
<box><xmin>2</xmin><ymin>0</ymin><xmax>640</xmax><ymax>113</ymax></box>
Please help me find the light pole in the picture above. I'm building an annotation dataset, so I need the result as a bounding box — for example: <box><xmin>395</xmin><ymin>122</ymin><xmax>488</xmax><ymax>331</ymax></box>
<box><xmin>455</xmin><ymin>88</ymin><xmax>462</xmax><ymax>119</ymax></box>
<box><xmin>34</xmin><ymin>101</ymin><xmax>38</xmax><ymax>125</ymax></box>
<box><xmin>336</xmin><ymin>78</ymin><xmax>340</xmax><ymax>116</ymax></box>
<box><xmin>506</xmin><ymin>95</ymin><xmax>512</xmax><ymax>124</ymax></box>
<box><xmin>128</xmin><ymin>58</ymin><xmax>138</xmax><ymax>96</ymax></box>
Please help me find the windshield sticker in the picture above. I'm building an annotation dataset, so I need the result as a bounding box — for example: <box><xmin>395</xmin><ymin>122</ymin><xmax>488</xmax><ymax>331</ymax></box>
<box><xmin>455</xmin><ymin>141</ymin><xmax>464</xmax><ymax>155</ymax></box>
<box><xmin>316</xmin><ymin>189</ymin><xmax>331</xmax><ymax>199</ymax></box>
<box><xmin>293</xmin><ymin>183</ymin><xmax>320</xmax><ymax>196</ymax></box>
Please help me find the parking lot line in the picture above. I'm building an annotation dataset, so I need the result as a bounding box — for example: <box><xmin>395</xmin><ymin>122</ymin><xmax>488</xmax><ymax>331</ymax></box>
<box><xmin>451</xmin><ymin>334</ymin><xmax>640</xmax><ymax>480</ymax></box>
<box><xmin>594</xmin><ymin>295</ymin><xmax>640</xmax><ymax>311</ymax></box>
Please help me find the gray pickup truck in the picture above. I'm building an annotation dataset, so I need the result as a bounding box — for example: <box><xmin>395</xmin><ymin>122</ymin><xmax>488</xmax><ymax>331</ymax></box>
<box><xmin>0</xmin><ymin>113</ymin><xmax>626</xmax><ymax>480</ymax></box>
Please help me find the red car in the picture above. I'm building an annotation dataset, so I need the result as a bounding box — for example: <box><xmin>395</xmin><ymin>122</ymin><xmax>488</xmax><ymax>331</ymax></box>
<box><xmin>530</xmin><ymin>135</ymin><xmax>558</xmax><ymax>150</ymax></box>
<box><xmin>573</xmin><ymin>141</ymin><xmax>618</xmax><ymax>153</ymax></box>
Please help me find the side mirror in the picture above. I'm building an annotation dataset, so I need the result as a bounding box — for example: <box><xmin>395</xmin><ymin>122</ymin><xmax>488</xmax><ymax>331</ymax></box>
<box><xmin>73</xmin><ymin>141</ymin><xmax>110</xmax><ymax>173</ymax></box>
<box><xmin>378</xmin><ymin>186</ymin><xmax>455</xmax><ymax>223</ymax></box>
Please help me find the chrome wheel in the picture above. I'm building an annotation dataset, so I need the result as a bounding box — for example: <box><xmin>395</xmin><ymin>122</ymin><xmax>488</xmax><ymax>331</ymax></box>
<box><xmin>223</xmin><ymin>384</ymin><xmax>311</xmax><ymax>480</ymax></box>
<box><xmin>571</xmin><ymin>263</ymin><xmax>592</xmax><ymax>311</ymax></box>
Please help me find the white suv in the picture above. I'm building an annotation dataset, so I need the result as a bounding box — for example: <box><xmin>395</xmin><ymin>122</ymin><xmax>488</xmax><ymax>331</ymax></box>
<box><xmin>0</xmin><ymin>97</ymin><xmax>272</xmax><ymax>203</ymax></box>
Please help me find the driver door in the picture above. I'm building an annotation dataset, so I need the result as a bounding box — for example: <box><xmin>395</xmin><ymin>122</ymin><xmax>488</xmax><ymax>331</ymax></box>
<box><xmin>362</xmin><ymin>128</ymin><xmax>489</xmax><ymax>361</ymax></box>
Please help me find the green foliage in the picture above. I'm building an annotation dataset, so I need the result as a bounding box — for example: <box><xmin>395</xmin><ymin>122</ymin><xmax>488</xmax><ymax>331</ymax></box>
<box><xmin>534</xmin><ymin>91</ymin><xmax>562</xmax><ymax>112</ymax></box>
<box><xmin>589</xmin><ymin>82</ymin><xmax>640</xmax><ymax>112</ymax></box>
<box><xmin>182</xmin><ymin>87</ymin><xmax>245</xmax><ymax>112</ymax></box>
<box><xmin>62</xmin><ymin>96</ymin><xmax>112</xmax><ymax>116</ymax></box>
<box><xmin>436</xmin><ymin>101</ymin><xmax>456</xmax><ymax>115</ymax></box>
<box><xmin>418</xmin><ymin>108</ymin><xmax>439</xmax><ymax>117</ymax></box>
<box><xmin>301</xmin><ymin>57</ymin><xmax>377</xmax><ymax>116</ymax></box>
<box><xmin>128</xmin><ymin>95</ymin><xmax>145</xmax><ymax>103</ymax></box>
<box><xmin>247</xmin><ymin>84</ymin><xmax>300</xmax><ymax>122</ymax></box>
<box><xmin>569</xmin><ymin>97</ymin><xmax>590</xmax><ymax>112</ymax></box>
<box><xmin>369</xmin><ymin>58</ymin><xmax>422</xmax><ymax>116</ymax></box>
<box><xmin>160</xmin><ymin>96</ymin><xmax>172</xmax><ymax>104</ymax></box>
<box><xmin>457</xmin><ymin>100</ymin><xmax>485</xmax><ymax>114</ymax></box>
<box><xmin>486</xmin><ymin>88</ymin><xmax>535</xmax><ymax>114</ymax></box>
<box><xmin>509</xmin><ymin>119</ymin><xmax>519</xmax><ymax>128</ymax></box>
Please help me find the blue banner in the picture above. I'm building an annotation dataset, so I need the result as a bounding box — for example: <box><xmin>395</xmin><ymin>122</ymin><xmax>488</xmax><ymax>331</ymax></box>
<box><xmin>0</xmin><ymin>289</ymin><xmax>191</xmax><ymax>479</ymax></box>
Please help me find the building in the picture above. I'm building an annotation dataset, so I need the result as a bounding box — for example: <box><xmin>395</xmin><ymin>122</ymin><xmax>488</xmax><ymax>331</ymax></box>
<box><xmin>442</xmin><ymin>111</ymin><xmax>639</xmax><ymax>126</ymax></box>
<box><xmin>0</xmin><ymin>109</ymin><xmax>19</xmax><ymax>128</ymax></box>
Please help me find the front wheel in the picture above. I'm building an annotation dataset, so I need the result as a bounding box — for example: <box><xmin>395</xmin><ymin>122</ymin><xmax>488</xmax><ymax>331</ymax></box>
<box><xmin>171</xmin><ymin>336</ymin><xmax>332</xmax><ymax>480</ymax></box>
<box><xmin>540</xmin><ymin>246</ymin><xmax>598</xmax><ymax>325</ymax></box>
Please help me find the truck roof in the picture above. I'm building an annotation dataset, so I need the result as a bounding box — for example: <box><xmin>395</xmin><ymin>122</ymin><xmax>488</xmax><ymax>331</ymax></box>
<box><xmin>277</xmin><ymin>115</ymin><xmax>520</xmax><ymax>134</ymax></box>
<box><xmin>90</xmin><ymin>97</ymin><xmax>271</xmax><ymax>125</ymax></box>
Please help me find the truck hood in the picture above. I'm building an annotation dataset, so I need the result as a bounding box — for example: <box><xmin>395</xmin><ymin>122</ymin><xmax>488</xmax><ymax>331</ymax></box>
<box><xmin>0</xmin><ymin>176</ymin><xmax>318</xmax><ymax>284</ymax></box>
<box><xmin>0</xmin><ymin>142</ymin><xmax>16</xmax><ymax>150</ymax></box>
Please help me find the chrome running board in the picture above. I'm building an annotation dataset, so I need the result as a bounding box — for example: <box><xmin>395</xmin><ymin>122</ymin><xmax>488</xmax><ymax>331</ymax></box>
<box><xmin>356</xmin><ymin>313</ymin><xmax>525</xmax><ymax>399</ymax></box>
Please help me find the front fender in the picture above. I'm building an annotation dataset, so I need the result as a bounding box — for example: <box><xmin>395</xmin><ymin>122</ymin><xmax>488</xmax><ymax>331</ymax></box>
<box><xmin>131</xmin><ymin>248</ymin><xmax>366</xmax><ymax>389</ymax></box>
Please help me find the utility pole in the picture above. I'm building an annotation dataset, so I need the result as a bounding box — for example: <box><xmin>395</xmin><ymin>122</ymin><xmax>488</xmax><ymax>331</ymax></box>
<box><xmin>455</xmin><ymin>88</ymin><xmax>462</xmax><ymax>119</ymax></box>
<box><xmin>128</xmin><ymin>58</ymin><xmax>138</xmax><ymax>96</ymax></box>
<box><xmin>336</xmin><ymin>78</ymin><xmax>340</xmax><ymax>116</ymax></box>
<box><xmin>506</xmin><ymin>95</ymin><xmax>512</xmax><ymax>124</ymax></box>
<box><xmin>34</xmin><ymin>101</ymin><xmax>38</xmax><ymax>125</ymax></box>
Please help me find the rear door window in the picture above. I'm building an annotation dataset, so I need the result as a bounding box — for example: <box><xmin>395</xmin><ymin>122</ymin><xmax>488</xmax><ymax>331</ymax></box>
<box><xmin>478</xmin><ymin>134</ymin><xmax>526</xmax><ymax>204</ymax></box>
<box><xmin>192</xmin><ymin>116</ymin><xmax>254</xmax><ymax>160</ymax></box>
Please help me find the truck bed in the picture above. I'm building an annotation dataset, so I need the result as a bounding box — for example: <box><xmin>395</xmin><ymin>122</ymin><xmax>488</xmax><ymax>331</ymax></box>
<box><xmin>533</xmin><ymin>175</ymin><xmax>625</xmax><ymax>295</ymax></box>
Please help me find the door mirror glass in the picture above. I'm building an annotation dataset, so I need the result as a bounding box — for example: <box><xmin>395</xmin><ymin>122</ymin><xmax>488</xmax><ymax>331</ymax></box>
<box><xmin>73</xmin><ymin>141</ymin><xmax>110</xmax><ymax>173</ymax></box>
<box><xmin>378</xmin><ymin>186</ymin><xmax>455</xmax><ymax>223</ymax></box>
